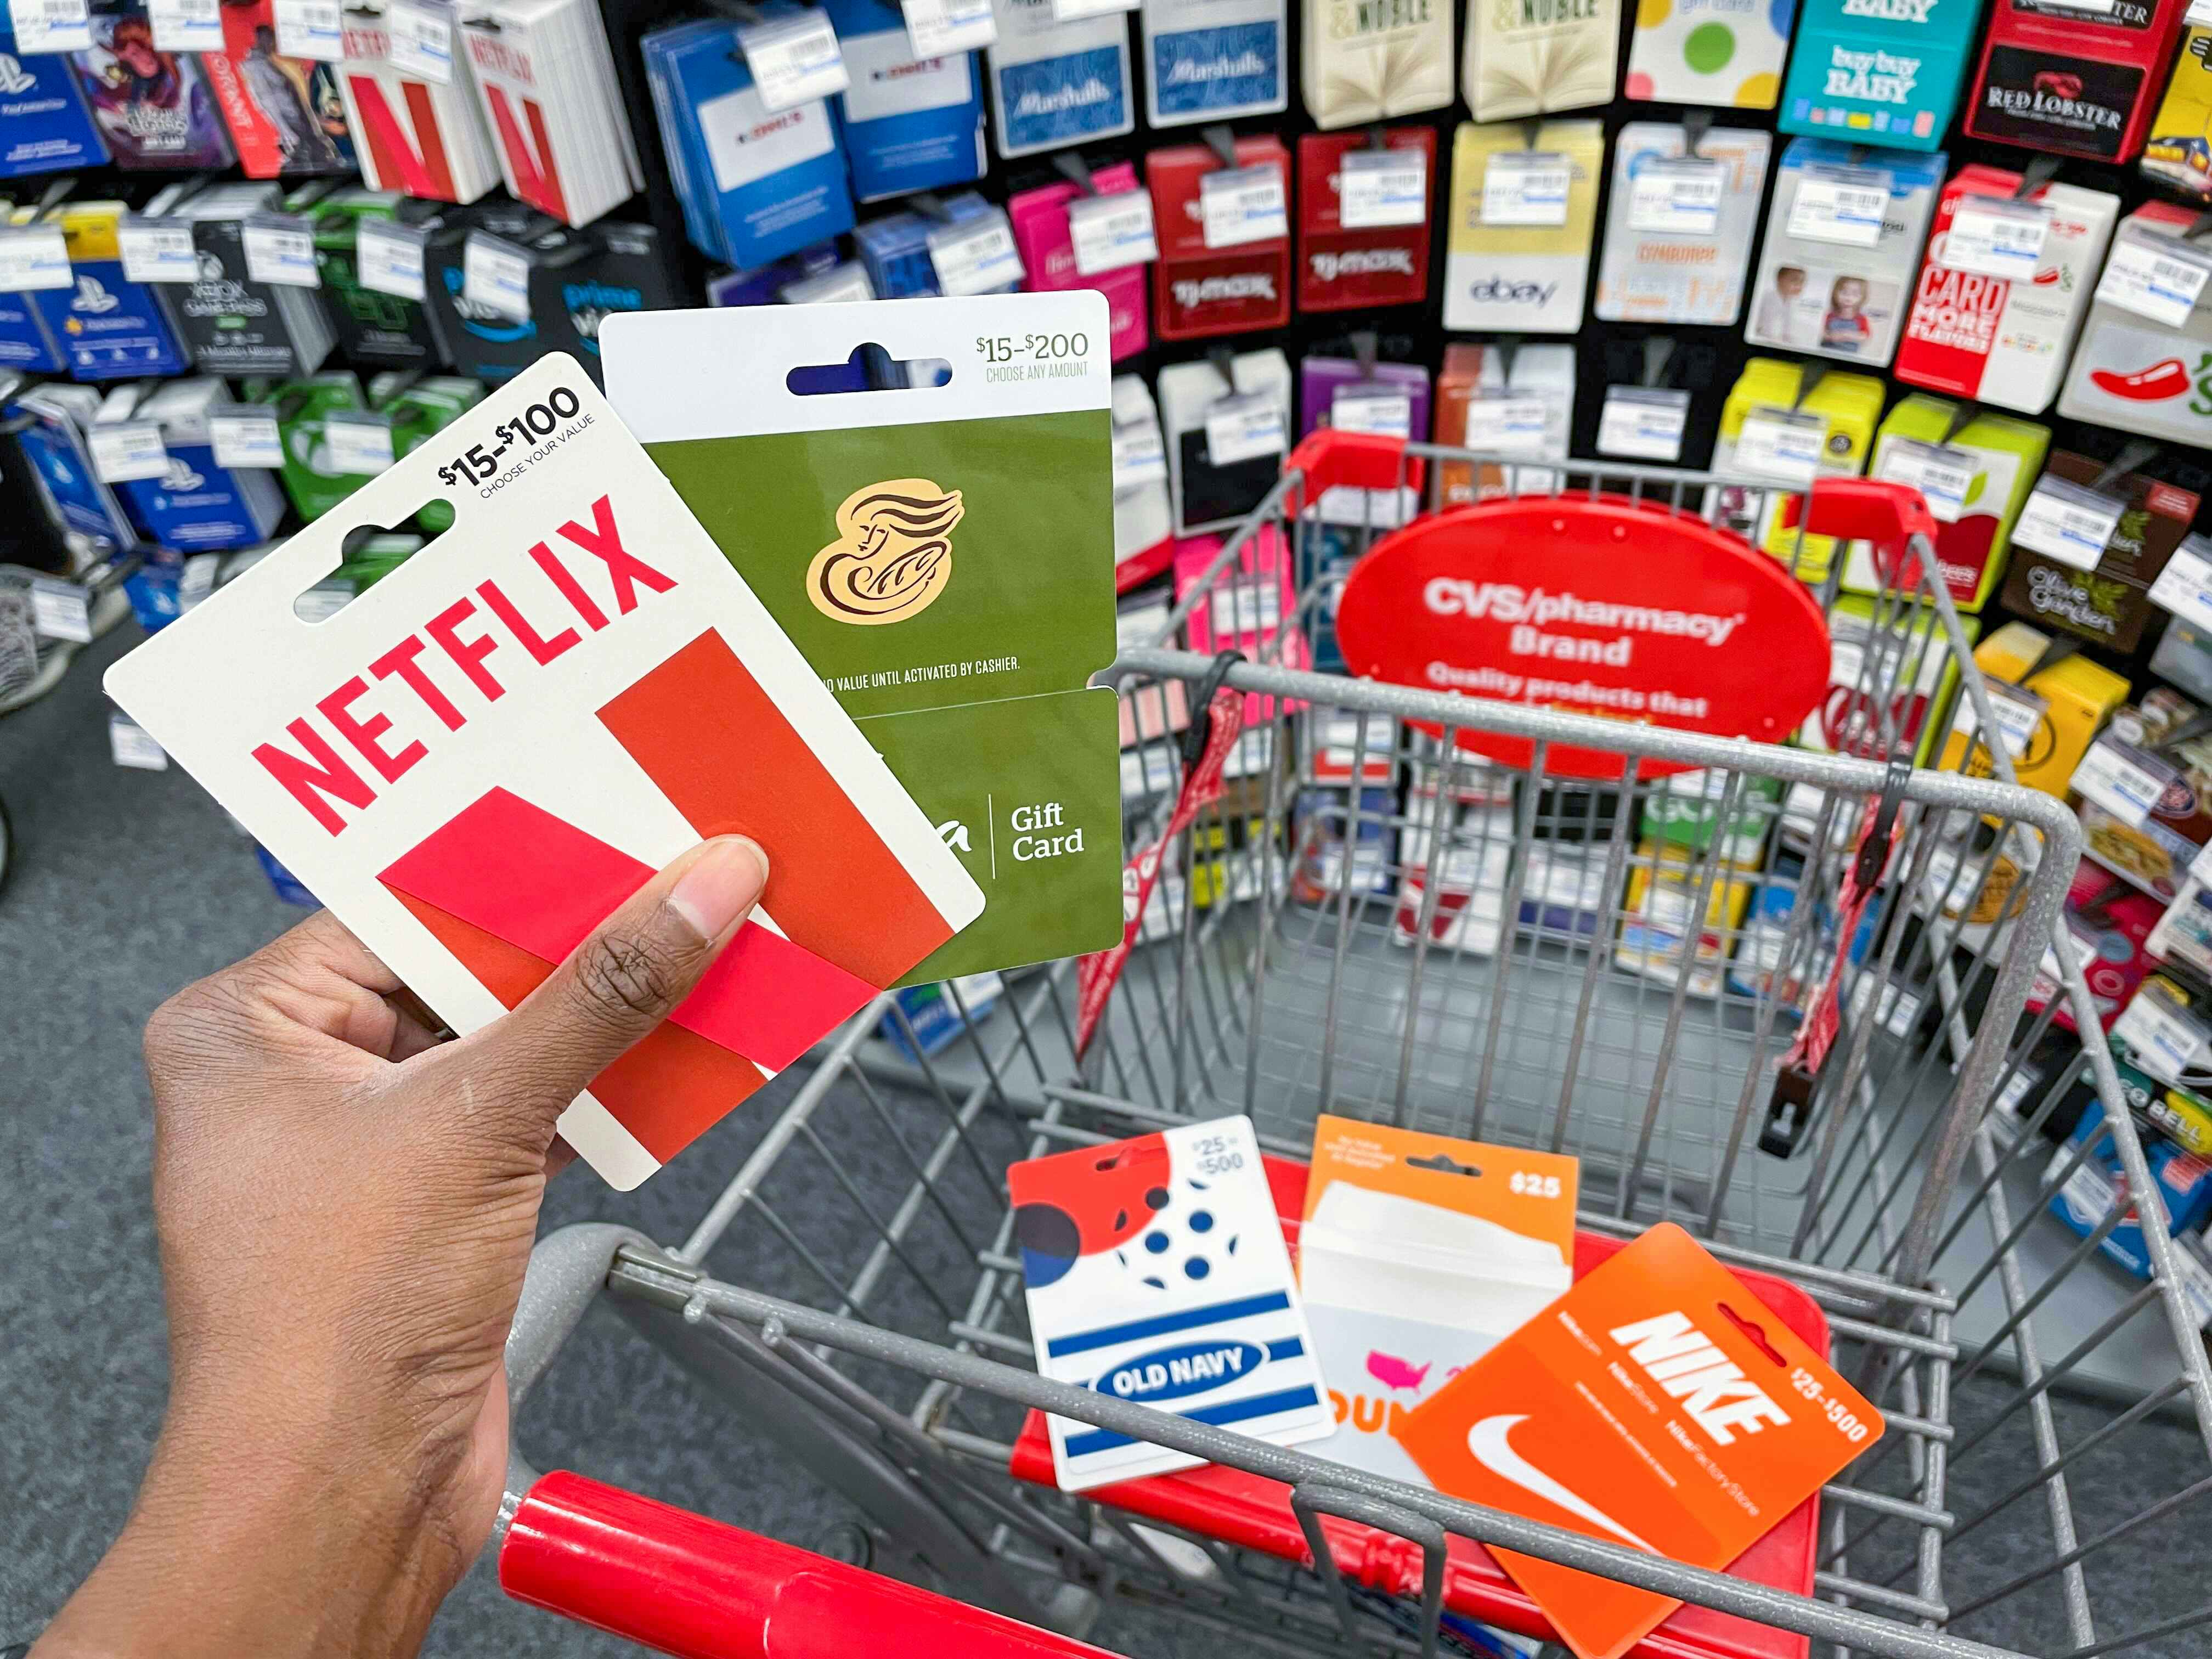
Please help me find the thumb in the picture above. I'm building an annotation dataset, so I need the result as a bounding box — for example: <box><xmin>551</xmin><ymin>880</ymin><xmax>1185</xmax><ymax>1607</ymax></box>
<box><xmin>443</xmin><ymin>835</ymin><xmax>769</xmax><ymax>1145</ymax></box>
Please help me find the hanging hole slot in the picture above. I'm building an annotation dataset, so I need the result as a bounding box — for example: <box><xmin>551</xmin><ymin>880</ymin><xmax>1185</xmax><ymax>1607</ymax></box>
<box><xmin>787</xmin><ymin>345</ymin><xmax>953</xmax><ymax>396</ymax></box>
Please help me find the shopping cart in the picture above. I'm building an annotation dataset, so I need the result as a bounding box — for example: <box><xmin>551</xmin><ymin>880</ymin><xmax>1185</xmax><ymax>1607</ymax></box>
<box><xmin>485</xmin><ymin>435</ymin><xmax>2212</xmax><ymax>1659</ymax></box>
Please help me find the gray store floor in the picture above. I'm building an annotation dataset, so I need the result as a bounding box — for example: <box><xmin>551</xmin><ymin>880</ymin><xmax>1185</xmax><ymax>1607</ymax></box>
<box><xmin>5</xmin><ymin>628</ymin><xmax>2211</xmax><ymax>1658</ymax></box>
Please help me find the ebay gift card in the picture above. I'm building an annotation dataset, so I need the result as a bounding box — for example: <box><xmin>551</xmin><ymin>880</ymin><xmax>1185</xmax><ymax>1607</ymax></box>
<box><xmin>1009</xmin><ymin>1115</ymin><xmax>1332</xmax><ymax>1491</ymax></box>
<box><xmin>105</xmin><ymin>355</ymin><xmax>982</xmax><ymax>1190</ymax></box>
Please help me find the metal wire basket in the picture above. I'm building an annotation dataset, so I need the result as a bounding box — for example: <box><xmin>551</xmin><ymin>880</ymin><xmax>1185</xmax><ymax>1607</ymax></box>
<box><xmin>489</xmin><ymin>437</ymin><xmax>2212</xmax><ymax>1659</ymax></box>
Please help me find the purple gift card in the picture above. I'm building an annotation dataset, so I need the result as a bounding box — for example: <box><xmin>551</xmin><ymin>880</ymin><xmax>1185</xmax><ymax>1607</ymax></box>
<box><xmin>1298</xmin><ymin>355</ymin><xmax>1432</xmax><ymax>439</ymax></box>
<box><xmin>1008</xmin><ymin>161</ymin><xmax>1149</xmax><ymax>363</ymax></box>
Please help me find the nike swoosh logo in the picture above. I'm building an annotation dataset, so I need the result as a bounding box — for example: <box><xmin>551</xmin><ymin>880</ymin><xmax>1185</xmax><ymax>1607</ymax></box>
<box><xmin>1465</xmin><ymin>1415</ymin><xmax>1658</xmax><ymax>1553</ymax></box>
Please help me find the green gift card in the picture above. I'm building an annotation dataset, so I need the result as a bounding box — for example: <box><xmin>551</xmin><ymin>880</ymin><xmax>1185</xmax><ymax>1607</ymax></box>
<box><xmin>602</xmin><ymin>295</ymin><xmax>1126</xmax><ymax>984</ymax></box>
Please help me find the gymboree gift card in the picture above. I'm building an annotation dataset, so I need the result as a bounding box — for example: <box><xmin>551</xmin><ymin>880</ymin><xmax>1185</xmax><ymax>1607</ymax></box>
<box><xmin>601</xmin><ymin>292</ymin><xmax>1125</xmax><ymax>984</ymax></box>
<box><xmin>1008</xmin><ymin>1115</ymin><xmax>1333</xmax><ymax>1492</ymax></box>
<box><xmin>104</xmin><ymin>354</ymin><xmax>983</xmax><ymax>1190</ymax></box>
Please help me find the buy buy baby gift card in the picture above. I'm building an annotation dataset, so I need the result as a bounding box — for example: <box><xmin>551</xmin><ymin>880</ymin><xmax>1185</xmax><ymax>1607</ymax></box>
<box><xmin>602</xmin><ymin>294</ymin><xmax>1124</xmax><ymax>983</ymax></box>
<box><xmin>1010</xmin><ymin>1115</ymin><xmax>1333</xmax><ymax>1491</ymax></box>
<box><xmin>104</xmin><ymin>356</ymin><xmax>983</xmax><ymax>1190</ymax></box>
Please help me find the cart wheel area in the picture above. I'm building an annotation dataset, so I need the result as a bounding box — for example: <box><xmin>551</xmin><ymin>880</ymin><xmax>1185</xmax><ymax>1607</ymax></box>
<box><xmin>479</xmin><ymin>453</ymin><xmax>2212</xmax><ymax>1659</ymax></box>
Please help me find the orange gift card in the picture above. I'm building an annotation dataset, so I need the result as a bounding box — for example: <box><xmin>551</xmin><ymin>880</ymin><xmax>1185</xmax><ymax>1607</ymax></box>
<box><xmin>1392</xmin><ymin>1222</ymin><xmax>1881</xmax><ymax>1659</ymax></box>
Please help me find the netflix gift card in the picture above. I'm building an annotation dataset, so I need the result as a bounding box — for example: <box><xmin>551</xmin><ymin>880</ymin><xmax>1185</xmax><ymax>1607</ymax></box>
<box><xmin>104</xmin><ymin>356</ymin><xmax>982</xmax><ymax>1190</ymax></box>
<box><xmin>1394</xmin><ymin>1223</ymin><xmax>1882</xmax><ymax>1659</ymax></box>
<box><xmin>1296</xmin><ymin>128</ymin><xmax>1432</xmax><ymax>313</ymax></box>
<box><xmin>1150</xmin><ymin>136</ymin><xmax>1292</xmax><ymax>340</ymax></box>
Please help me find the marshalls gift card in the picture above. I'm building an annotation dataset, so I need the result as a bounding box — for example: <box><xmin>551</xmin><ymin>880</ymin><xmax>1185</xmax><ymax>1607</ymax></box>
<box><xmin>105</xmin><ymin>356</ymin><xmax>983</xmax><ymax>1190</ymax></box>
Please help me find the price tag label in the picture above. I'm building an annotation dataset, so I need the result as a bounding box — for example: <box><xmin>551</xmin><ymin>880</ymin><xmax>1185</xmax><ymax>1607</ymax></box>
<box><xmin>1332</xmin><ymin>387</ymin><xmax>1412</xmax><ymax>439</ymax></box>
<box><xmin>926</xmin><ymin>212</ymin><xmax>1023</xmax><ymax>296</ymax></box>
<box><xmin>780</xmin><ymin>261</ymin><xmax>874</xmax><ymax>303</ymax></box>
<box><xmin>1942</xmin><ymin>198</ymin><xmax>2049</xmax><ymax>283</ymax></box>
<box><xmin>1210</xmin><ymin>575</ymin><xmax>1280</xmax><ymax>636</ymax></box>
<box><xmin>1597</xmin><ymin>387</ymin><xmax>1689</xmax><ymax>461</ymax></box>
<box><xmin>1199</xmin><ymin>163</ymin><xmax>1288</xmax><ymax>249</ymax></box>
<box><xmin>1206</xmin><ymin>394</ymin><xmax>1285</xmax><ymax>466</ymax></box>
<box><xmin>326</xmin><ymin>414</ymin><xmax>397</xmax><ymax>476</ymax></box>
<box><xmin>273</xmin><ymin>0</ymin><xmax>344</xmax><ymax>59</ymax></box>
<box><xmin>210</xmin><ymin>407</ymin><xmax>285</xmax><ymax>470</ymax></box>
<box><xmin>384</xmin><ymin>0</ymin><xmax>454</xmax><ymax>82</ymax></box>
<box><xmin>1338</xmin><ymin>148</ymin><xmax>1427</xmax><ymax>230</ymax></box>
<box><xmin>243</xmin><ymin>220</ymin><xmax>320</xmax><ymax>288</ymax></box>
<box><xmin>29</xmin><ymin>577</ymin><xmax>92</xmax><ymax>642</ymax></box>
<box><xmin>1481</xmin><ymin>151</ymin><xmax>1571</xmax><ymax>227</ymax></box>
<box><xmin>149</xmin><ymin>0</ymin><xmax>221</xmax><ymax>51</ymax></box>
<box><xmin>738</xmin><ymin>10</ymin><xmax>848</xmax><ymax>111</ymax></box>
<box><xmin>1463</xmin><ymin>393</ymin><xmax>1550</xmax><ymax>455</ymax></box>
<box><xmin>902</xmin><ymin>0</ymin><xmax>993</xmax><ymax>57</ymax></box>
<box><xmin>2013</xmin><ymin>478</ymin><xmax>2124</xmax><ymax>571</ymax></box>
<box><xmin>2095</xmin><ymin>234</ymin><xmax>2212</xmax><ymax>330</ymax></box>
<box><xmin>117</xmin><ymin>221</ymin><xmax>198</xmax><ymax>284</ymax></box>
<box><xmin>2194</xmin><ymin>0</ymin><xmax>2212</xmax><ymax>21</ymax></box>
<box><xmin>2150</xmin><ymin>535</ymin><xmax>2212</xmax><ymax>628</ymax></box>
<box><xmin>357</xmin><ymin>218</ymin><xmax>427</xmax><ymax>301</ymax></box>
<box><xmin>109</xmin><ymin>712</ymin><xmax>169</xmax><ymax>771</ymax></box>
<box><xmin>1628</xmin><ymin>157</ymin><xmax>1723</xmax><ymax>237</ymax></box>
<box><xmin>2114</xmin><ymin>991</ymin><xmax>2205</xmax><ymax>1084</ymax></box>
<box><xmin>1068</xmin><ymin>191</ymin><xmax>1158</xmax><ymax>276</ymax></box>
<box><xmin>179</xmin><ymin>552</ymin><xmax>221</xmax><ymax>609</ymax></box>
<box><xmin>89</xmin><ymin>420</ymin><xmax>168</xmax><ymax>483</ymax></box>
<box><xmin>1733</xmin><ymin>406</ymin><xmax>1826</xmax><ymax>487</ymax></box>
<box><xmin>2074</xmin><ymin>740</ymin><xmax>2172</xmax><ymax>830</ymax></box>
<box><xmin>1877</xmin><ymin>438</ymin><xmax>1978</xmax><ymax>524</ymax></box>
<box><xmin>1786</xmin><ymin>167</ymin><xmax>1890</xmax><ymax>249</ymax></box>
<box><xmin>1948</xmin><ymin>680</ymin><xmax>2046</xmax><ymax>762</ymax></box>
<box><xmin>1050</xmin><ymin>0</ymin><xmax>1136</xmax><ymax>18</ymax></box>
<box><xmin>0</xmin><ymin>225</ymin><xmax>70</xmax><ymax>293</ymax></box>
<box><xmin>1111</xmin><ymin>417</ymin><xmax>1167</xmax><ymax>488</ymax></box>
<box><xmin>463</xmin><ymin>233</ymin><xmax>532</xmax><ymax>319</ymax></box>
<box><xmin>7</xmin><ymin>0</ymin><xmax>91</xmax><ymax>52</ymax></box>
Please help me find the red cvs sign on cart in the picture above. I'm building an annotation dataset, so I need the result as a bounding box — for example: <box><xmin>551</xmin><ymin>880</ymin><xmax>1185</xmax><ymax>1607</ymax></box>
<box><xmin>1333</xmin><ymin>496</ymin><xmax>1831</xmax><ymax>780</ymax></box>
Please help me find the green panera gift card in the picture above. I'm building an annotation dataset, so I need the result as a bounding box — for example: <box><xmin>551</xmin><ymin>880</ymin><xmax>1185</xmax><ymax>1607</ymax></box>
<box><xmin>602</xmin><ymin>294</ymin><xmax>1124</xmax><ymax>984</ymax></box>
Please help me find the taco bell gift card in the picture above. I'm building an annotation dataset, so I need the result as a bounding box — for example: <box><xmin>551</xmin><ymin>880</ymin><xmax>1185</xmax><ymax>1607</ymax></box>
<box><xmin>1395</xmin><ymin>1222</ymin><xmax>1882</xmax><ymax>1659</ymax></box>
<box><xmin>602</xmin><ymin>294</ymin><xmax>1124</xmax><ymax>983</ymax></box>
<box><xmin>1009</xmin><ymin>1115</ymin><xmax>1333</xmax><ymax>1491</ymax></box>
<box><xmin>1299</xmin><ymin>1117</ymin><xmax>1577</xmax><ymax>1487</ymax></box>
<box><xmin>103</xmin><ymin>355</ymin><xmax>982</xmax><ymax>1191</ymax></box>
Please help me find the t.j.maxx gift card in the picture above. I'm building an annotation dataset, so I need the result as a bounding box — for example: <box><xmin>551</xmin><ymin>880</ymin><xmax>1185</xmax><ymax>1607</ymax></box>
<box><xmin>105</xmin><ymin>356</ymin><xmax>982</xmax><ymax>1189</ymax></box>
<box><xmin>602</xmin><ymin>293</ymin><xmax>1125</xmax><ymax>983</ymax></box>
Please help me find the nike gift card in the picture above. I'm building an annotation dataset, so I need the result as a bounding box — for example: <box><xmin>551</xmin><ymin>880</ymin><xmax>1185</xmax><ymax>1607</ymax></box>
<box><xmin>1393</xmin><ymin>1222</ymin><xmax>1881</xmax><ymax>1659</ymax></box>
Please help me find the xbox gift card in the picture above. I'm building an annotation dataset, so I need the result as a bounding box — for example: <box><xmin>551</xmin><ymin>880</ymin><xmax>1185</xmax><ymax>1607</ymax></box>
<box><xmin>602</xmin><ymin>294</ymin><xmax>1124</xmax><ymax>983</ymax></box>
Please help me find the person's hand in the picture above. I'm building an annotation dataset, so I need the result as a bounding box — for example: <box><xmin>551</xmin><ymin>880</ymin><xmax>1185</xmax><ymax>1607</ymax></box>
<box><xmin>35</xmin><ymin>836</ymin><xmax>769</xmax><ymax>1659</ymax></box>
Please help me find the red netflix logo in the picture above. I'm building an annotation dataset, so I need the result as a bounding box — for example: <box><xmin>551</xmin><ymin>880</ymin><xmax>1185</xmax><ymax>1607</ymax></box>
<box><xmin>252</xmin><ymin>494</ymin><xmax>676</xmax><ymax>835</ymax></box>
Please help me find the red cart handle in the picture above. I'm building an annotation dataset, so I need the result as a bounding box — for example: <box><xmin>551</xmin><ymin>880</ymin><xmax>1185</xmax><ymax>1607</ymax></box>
<box><xmin>1802</xmin><ymin>478</ymin><xmax>1940</xmax><ymax>591</ymax></box>
<box><xmin>501</xmin><ymin>1470</ymin><xmax>1126</xmax><ymax>1659</ymax></box>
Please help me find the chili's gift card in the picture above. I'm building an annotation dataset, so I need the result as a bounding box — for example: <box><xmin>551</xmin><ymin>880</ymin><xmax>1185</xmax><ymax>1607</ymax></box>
<box><xmin>604</xmin><ymin>295</ymin><xmax>1125</xmax><ymax>983</ymax></box>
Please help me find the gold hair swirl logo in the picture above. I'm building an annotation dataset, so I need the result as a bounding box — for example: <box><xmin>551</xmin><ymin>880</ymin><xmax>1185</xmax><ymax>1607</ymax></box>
<box><xmin>807</xmin><ymin>479</ymin><xmax>964</xmax><ymax>625</ymax></box>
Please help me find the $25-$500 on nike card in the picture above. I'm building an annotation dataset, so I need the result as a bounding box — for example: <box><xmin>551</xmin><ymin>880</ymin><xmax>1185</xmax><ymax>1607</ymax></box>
<box><xmin>105</xmin><ymin>355</ymin><xmax>982</xmax><ymax>1191</ymax></box>
<box><xmin>1392</xmin><ymin>1222</ymin><xmax>1882</xmax><ymax>1659</ymax></box>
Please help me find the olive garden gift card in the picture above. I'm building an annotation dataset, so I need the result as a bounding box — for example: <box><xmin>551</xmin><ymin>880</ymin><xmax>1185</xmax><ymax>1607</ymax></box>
<box><xmin>603</xmin><ymin>294</ymin><xmax>1125</xmax><ymax>983</ymax></box>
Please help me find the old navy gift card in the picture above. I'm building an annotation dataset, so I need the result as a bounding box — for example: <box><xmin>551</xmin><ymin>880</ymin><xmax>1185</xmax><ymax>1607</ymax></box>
<box><xmin>103</xmin><ymin>356</ymin><xmax>982</xmax><ymax>1191</ymax></box>
<box><xmin>1009</xmin><ymin>1115</ymin><xmax>1331</xmax><ymax>1491</ymax></box>
<box><xmin>602</xmin><ymin>293</ymin><xmax>1125</xmax><ymax>983</ymax></box>
<box><xmin>1395</xmin><ymin>1222</ymin><xmax>1882</xmax><ymax>1659</ymax></box>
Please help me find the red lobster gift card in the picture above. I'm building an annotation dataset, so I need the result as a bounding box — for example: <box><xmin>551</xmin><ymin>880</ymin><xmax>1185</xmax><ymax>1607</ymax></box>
<box><xmin>104</xmin><ymin>355</ymin><xmax>983</xmax><ymax>1189</ymax></box>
